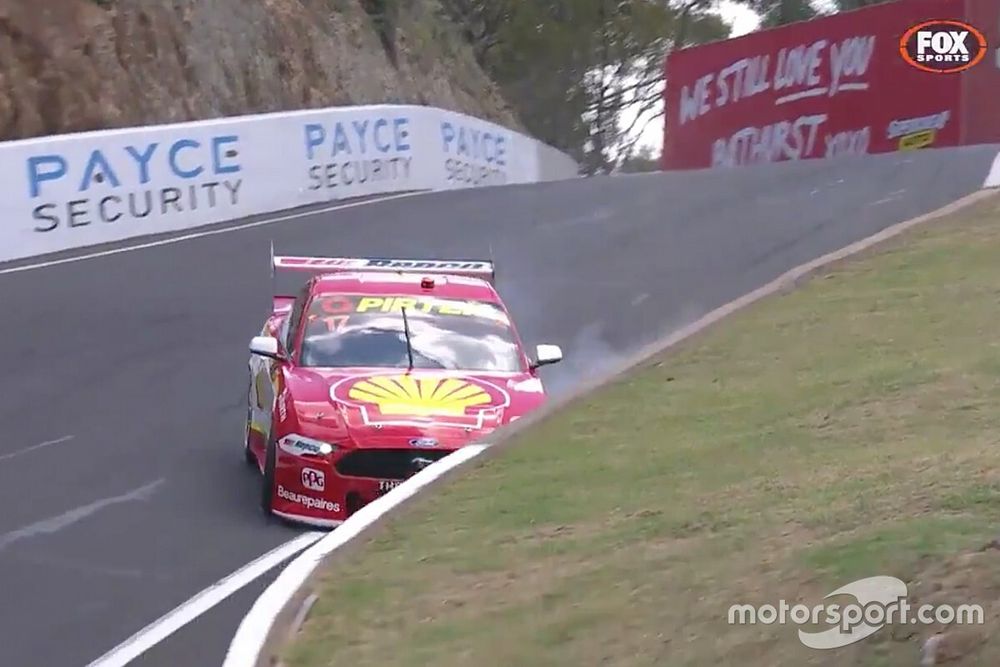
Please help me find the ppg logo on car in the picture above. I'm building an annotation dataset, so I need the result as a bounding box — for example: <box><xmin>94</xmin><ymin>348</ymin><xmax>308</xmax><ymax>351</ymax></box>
<box><xmin>301</xmin><ymin>467</ymin><xmax>326</xmax><ymax>492</ymax></box>
<box><xmin>900</xmin><ymin>20</ymin><xmax>987</xmax><ymax>73</ymax></box>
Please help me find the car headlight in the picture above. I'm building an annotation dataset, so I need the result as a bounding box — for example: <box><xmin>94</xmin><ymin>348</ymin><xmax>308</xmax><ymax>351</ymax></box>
<box><xmin>278</xmin><ymin>434</ymin><xmax>337</xmax><ymax>457</ymax></box>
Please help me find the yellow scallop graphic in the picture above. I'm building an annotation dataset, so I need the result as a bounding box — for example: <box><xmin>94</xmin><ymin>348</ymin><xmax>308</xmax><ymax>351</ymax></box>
<box><xmin>346</xmin><ymin>375</ymin><xmax>494</xmax><ymax>416</ymax></box>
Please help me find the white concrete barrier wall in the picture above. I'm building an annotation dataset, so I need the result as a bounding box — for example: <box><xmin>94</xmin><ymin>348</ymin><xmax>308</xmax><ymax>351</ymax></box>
<box><xmin>986</xmin><ymin>151</ymin><xmax>1000</xmax><ymax>188</ymax></box>
<box><xmin>535</xmin><ymin>140</ymin><xmax>581</xmax><ymax>181</ymax></box>
<box><xmin>0</xmin><ymin>104</ymin><xmax>578</xmax><ymax>263</ymax></box>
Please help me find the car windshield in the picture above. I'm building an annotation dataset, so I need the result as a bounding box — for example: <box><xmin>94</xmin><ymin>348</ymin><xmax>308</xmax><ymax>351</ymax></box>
<box><xmin>298</xmin><ymin>293</ymin><xmax>523</xmax><ymax>372</ymax></box>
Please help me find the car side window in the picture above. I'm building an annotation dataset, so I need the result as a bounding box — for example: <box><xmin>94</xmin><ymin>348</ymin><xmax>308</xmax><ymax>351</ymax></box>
<box><xmin>284</xmin><ymin>283</ymin><xmax>312</xmax><ymax>356</ymax></box>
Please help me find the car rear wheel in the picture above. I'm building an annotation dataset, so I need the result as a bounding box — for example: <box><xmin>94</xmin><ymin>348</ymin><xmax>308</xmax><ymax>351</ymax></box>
<box><xmin>260</xmin><ymin>428</ymin><xmax>277</xmax><ymax>518</ymax></box>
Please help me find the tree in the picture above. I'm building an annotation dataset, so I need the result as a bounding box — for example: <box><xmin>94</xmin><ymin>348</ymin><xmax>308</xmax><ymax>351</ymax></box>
<box><xmin>618</xmin><ymin>143</ymin><xmax>661</xmax><ymax>172</ymax></box>
<box><xmin>574</xmin><ymin>0</ymin><xmax>734</xmax><ymax>172</ymax></box>
<box><xmin>831</xmin><ymin>0</ymin><xmax>893</xmax><ymax>10</ymax></box>
<box><xmin>440</xmin><ymin>0</ymin><xmax>730</xmax><ymax>173</ymax></box>
<box><xmin>750</xmin><ymin>0</ymin><xmax>819</xmax><ymax>28</ymax></box>
<box><xmin>360</xmin><ymin>0</ymin><xmax>401</xmax><ymax>64</ymax></box>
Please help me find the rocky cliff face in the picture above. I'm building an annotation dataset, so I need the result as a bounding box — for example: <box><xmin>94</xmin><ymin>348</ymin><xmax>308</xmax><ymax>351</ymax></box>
<box><xmin>0</xmin><ymin>0</ymin><xmax>521</xmax><ymax>141</ymax></box>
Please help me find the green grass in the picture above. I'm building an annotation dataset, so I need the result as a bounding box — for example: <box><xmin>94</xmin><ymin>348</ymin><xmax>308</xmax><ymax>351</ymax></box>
<box><xmin>282</xmin><ymin>193</ymin><xmax>1000</xmax><ymax>666</ymax></box>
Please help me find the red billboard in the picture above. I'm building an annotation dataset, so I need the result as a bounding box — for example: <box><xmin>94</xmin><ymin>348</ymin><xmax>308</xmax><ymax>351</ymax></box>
<box><xmin>961</xmin><ymin>0</ymin><xmax>1000</xmax><ymax>144</ymax></box>
<box><xmin>662</xmin><ymin>0</ymin><xmax>998</xmax><ymax>170</ymax></box>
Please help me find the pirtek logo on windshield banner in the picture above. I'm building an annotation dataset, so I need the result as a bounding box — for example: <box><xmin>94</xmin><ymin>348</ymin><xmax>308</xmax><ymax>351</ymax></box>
<box><xmin>330</xmin><ymin>374</ymin><xmax>510</xmax><ymax>428</ymax></box>
<box><xmin>899</xmin><ymin>20</ymin><xmax>987</xmax><ymax>73</ymax></box>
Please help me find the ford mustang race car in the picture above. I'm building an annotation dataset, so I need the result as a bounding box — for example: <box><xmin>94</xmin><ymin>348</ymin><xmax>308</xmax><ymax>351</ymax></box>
<box><xmin>244</xmin><ymin>252</ymin><xmax>563</xmax><ymax>527</ymax></box>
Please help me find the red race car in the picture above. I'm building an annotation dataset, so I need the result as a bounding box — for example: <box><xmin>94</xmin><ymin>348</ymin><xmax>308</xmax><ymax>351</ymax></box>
<box><xmin>244</xmin><ymin>252</ymin><xmax>563</xmax><ymax>528</ymax></box>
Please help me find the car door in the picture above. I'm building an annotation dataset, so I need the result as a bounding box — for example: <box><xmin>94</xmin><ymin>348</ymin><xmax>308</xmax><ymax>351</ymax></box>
<box><xmin>248</xmin><ymin>284</ymin><xmax>310</xmax><ymax>441</ymax></box>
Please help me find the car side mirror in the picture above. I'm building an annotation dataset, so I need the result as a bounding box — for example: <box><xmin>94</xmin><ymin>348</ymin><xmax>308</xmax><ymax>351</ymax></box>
<box><xmin>249</xmin><ymin>336</ymin><xmax>283</xmax><ymax>361</ymax></box>
<box><xmin>532</xmin><ymin>343</ymin><xmax>563</xmax><ymax>369</ymax></box>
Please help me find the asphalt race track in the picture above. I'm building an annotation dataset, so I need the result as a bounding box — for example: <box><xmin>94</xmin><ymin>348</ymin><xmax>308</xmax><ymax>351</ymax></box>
<box><xmin>1</xmin><ymin>145</ymin><xmax>997</xmax><ymax>667</ymax></box>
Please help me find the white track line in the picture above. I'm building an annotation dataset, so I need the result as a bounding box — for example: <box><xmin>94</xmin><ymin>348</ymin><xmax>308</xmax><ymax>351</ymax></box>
<box><xmin>0</xmin><ymin>479</ymin><xmax>164</xmax><ymax>554</ymax></box>
<box><xmin>222</xmin><ymin>444</ymin><xmax>489</xmax><ymax>667</ymax></box>
<box><xmin>85</xmin><ymin>531</ymin><xmax>324</xmax><ymax>667</ymax></box>
<box><xmin>0</xmin><ymin>435</ymin><xmax>75</xmax><ymax>464</ymax></box>
<box><xmin>0</xmin><ymin>191</ymin><xmax>425</xmax><ymax>276</ymax></box>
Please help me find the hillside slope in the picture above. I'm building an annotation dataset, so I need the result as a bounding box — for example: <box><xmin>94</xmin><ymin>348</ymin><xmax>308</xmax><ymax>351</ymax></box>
<box><xmin>0</xmin><ymin>0</ymin><xmax>522</xmax><ymax>141</ymax></box>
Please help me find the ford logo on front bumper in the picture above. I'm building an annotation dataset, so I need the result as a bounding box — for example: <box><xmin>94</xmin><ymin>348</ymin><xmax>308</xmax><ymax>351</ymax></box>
<box><xmin>409</xmin><ymin>437</ymin><xmax>438</xmax><ymax>448</ymax></box>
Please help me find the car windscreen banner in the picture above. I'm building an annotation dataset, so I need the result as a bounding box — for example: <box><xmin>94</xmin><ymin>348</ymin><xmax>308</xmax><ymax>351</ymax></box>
<box><xmin>661</xmin><ymin>0</ymin><xmax>968</xmax><ymax>170</ymax></box>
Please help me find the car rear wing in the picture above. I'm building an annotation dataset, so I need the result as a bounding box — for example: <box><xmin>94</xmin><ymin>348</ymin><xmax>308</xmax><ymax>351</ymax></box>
<box><xmin>269</xmin><ymin>243</ymin><xmax>496</xmax><ymax>296</ymax></box>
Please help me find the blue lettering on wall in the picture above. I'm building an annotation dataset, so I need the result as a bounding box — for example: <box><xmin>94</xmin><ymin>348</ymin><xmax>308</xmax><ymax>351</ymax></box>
<box><xmin>27</xmin><ymin>156</ymin><xmax>67</xmax><ymax>198</ymax></box>
<box><xmin>212</xmin><ymin>136</ymin><xmax>241</xmax><ymax>174</ymax></box>
<box><xmin>334</xmin><ymin>124</ymin><xmax>351</xmax><ymax>156</ymax></box>
<box><xmin>373</xmin><ymin>119</ymin><xmax>390</xmax><ymax>153</ymax></box>
<box><xmin>125</xmin><ymin>144</ymin><xmax>159</xmax><ymax>184</ymax></box>
<box><xmin>79</xmin><ymin>150</ymin><xmax>121</xmax><ymax>192</ymax></box>
<box><xmin>304</xmin><ymin>116</ymin><xmax>412</xmax><ymax>160</ymax></box>
<box><xmin>441</xmin><ymin>121</ymin><xmax>507</xmax><ymax>167</ymax></box>
<box><xmin>169</xmin><ymin>139</ymin><xmax>204</xmax><ymax>179</ymax></box>
<box><xmin>394</xmin><ymin>118</ymin><xmax>411</xmax><ymax>152</ymax></box>
<box><xmin>352</xmin><ymin>120</ymin><xmax>369</xmax><ymax>153</ymax></box>
<box><xmin>26</xmin><ymin>134</ymin><xmax>244</xmax><ymax>198</ymax></box>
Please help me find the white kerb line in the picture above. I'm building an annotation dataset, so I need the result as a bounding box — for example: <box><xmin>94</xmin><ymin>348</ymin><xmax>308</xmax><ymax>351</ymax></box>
<box><xmin>85</xmin><ymin>531</ymin><xmax>325</xmax><ymax>667</ymax></box>
<box><xmin>222</xmin><ymin>443</ymin><xmax>490</xmax><ymax>667</ymax></box>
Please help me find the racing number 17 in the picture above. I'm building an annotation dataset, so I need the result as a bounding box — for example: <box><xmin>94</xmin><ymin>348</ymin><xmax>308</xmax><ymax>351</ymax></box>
<box><xmin>318</xmin><ymin>315</ymin><xmax>350</xmax><ymax>332</ymax></box>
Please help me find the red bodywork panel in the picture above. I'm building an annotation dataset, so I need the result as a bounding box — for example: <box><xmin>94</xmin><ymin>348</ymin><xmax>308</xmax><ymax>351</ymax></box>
<box><xmin>961</xmin><ymin>0</ymin><xmax>1000</xmax><ymax>145</ymax></box>
<box><xmin>249</xmin><ymin>271</ymin><xmax>546</xmax><ymax>527</ymax></box>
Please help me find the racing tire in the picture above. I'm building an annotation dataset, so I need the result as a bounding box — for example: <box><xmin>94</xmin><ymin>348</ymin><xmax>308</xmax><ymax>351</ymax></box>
<box><xmin>260</xmin><ymin>429</ymin><xmax>278</xmax><ymax>519</ymax></box>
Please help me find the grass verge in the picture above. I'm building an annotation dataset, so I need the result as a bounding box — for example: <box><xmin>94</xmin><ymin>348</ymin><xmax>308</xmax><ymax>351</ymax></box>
<box><xmin>283</xmin><ymin>192</ymin><xmax>1000</xmax><ymax>666</ymax></box>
